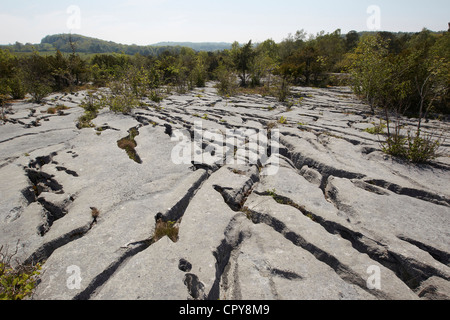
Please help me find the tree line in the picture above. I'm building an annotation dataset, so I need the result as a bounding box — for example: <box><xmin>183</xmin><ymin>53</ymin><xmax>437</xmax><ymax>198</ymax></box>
<box><xmin>1</xmin><ymin>28</ymin><xmax>448</xmax><ymax>113</ymax></box>
<box><xmin>1</xmin><ymin>28</ymin><xmax>448</xmax><ymax>163</ymax></box>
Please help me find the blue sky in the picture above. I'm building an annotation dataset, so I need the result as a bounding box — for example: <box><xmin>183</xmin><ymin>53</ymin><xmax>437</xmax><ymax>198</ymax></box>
<box><xmin>1</xmin><ymin>0</ymin><xmax>449</xmax><ymax>45</ymax></box>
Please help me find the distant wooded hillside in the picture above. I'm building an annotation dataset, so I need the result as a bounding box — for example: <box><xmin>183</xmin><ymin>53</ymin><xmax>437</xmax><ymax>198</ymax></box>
<box><xmin>0</xmin><ymin>34</ymin><xmax>232</xmax><ymax>55</ymax></box>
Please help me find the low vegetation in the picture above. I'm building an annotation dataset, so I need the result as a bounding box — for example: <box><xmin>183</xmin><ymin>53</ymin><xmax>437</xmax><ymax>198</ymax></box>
<box><xmin>1</xmin><ymin>28</ymin><xmax>448</xmax><ymax>163</ymax></box>
<box><xmin>153</xmin><ymin>219</ymin><xmax>179</xmax><ymax>243</ymax></box>
<box><xmin>1</xmin><ymin>244</ymin><xmax>41</xmax><ymax>300</ymax></box>
<box><xmin>349</xmin><ymin>30</ymin><xmax>449</xmax><ymax>163</ymax></box>
<box><xmin>117</xmin><ymin>128</ymin><xmax>142</xmax><ymax>164</ymax></box>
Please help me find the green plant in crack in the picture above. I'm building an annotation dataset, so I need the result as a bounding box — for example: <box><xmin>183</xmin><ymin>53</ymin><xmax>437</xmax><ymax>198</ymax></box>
<box><xmin>117</xmin><ymin>127</ymin><xmax>142</xmax><ymax>164</ymax></box>
<box><xmin>241</xmin><ymin>206</ymin><xmax>254</xmax><ymax>221</ymax></box>
<box><xmin>278</xmin><ymin>116</ymin><xmax>287</xmax><ymax>125</ymax></box>
<box><xmin>77</xmin><ymin>92</ymin><xmax>105</xmax><ymax>129</ymax></box>
<box><xmin>265</xmin><ymin>189</ymin><xmax>317</xmax><ymax>222</ymax></box>
<box><xmin>364</xmin><ymin>120</ymin><xmax>386</xmax><ymax>135</ymax></box>
<box><xmin>153</xmin><ymin>220</ymin><xmax>179</xmax><ymax>243</ymax></box>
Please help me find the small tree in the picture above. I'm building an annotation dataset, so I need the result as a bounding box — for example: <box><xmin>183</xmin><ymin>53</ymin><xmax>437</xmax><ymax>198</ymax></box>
<box><xmin>350</xmin><ymin>34</ymin><xmax>448</xmax><ymax>163</ymax></box>
<box><xmin>232</xmin><ymin>40</ymin><xmax>256</xmax><ymax>87</ymax></box>
<box><xmin>22</xmin><ymin>51</ymin><xmax>52</xmax><ymax>103</ymax></box>
<box><xmin>349</xmin><ymin>35</ymin><xmax>392</xmax><ymax>113</ymax></box>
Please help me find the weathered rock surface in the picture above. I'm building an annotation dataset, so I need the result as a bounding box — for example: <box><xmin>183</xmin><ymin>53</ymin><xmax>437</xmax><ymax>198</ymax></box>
<box><xmin>0</xmin><ymin>83</ymin><xmax>449</xmax><ymax>300</ymax></box>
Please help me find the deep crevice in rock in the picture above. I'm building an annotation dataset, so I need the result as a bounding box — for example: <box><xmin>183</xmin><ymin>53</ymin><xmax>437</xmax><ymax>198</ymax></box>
<box><xmin>397</xmin><ymin>235</ymin><xmax>450</xmax><ymax>267</ymax></box>
<box><xmin>73</xmin><ymin>241</ymin><xmax>151</xmax><ymax>300</ymax></box>
<box><xmin>248</xmin><ymin>191</ymin><xmax>450</xmax><ymax>293</ymax></box>
<box><xmin>246</xmin><ymin>208</ymin><xmax>385</xmax><ymax>299</ymax></box>
<box><xmin>364</xmin><ymin>179</ymin><xmax>450</xmax><ymax>207</ymax></box>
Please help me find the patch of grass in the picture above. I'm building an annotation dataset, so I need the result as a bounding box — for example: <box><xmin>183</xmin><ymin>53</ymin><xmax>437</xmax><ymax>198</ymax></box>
<box><xmin>90</xmin><ymin>207</ymin><xmax>100</xmax><ymax>222</ymax></box>
<box><xmin>230</xmin><ymin>168</ymin><xmax>246</xmax><ymax>175</ymax></box>
<box><xmin>237</xmin><ymin>85</ymin><xmax>271</xmax><ymax>96</ymax></box>
<box><xmin>153</xmin><ymin>220</ymin><xmax>179</xmax><ymax>243</ymax></box>
<box><xmin>278</xmin><ymin>116</ymin><xmax>287</xmax><ymax>125</ymax></box>
<box><xmin>264</xmin><ymin>190</ymin><xmax>319</xmax><ymax>222</ymax></box>
<box><xmin>266</xmin><ymin>121</ymin><xmax>278</xmax><ymax>132</ymax></box>
<box><xmin>47</xmin><ymin>104</ymin><xmax>70</xmax><ymax>114</ymax></box>
<box><xmin>365</xmin><ymin>120</ymin><xmax>386</xmax><ymax>135</ymax></box>
<box><xmin>77</xmin><ymin>112</ymin><xmax>97</xmax><ymax>129</ymax></box>
<box><xmin>285</xmin><ymin>99</ymin><xmax>295</xmax><ymax>111</ymax></box>
<box><xmin>117</xmin><ymin>128</ymin><xmax>142</xmax><ymax>164</ymax></box>
<box><xmin>241</xmin><ymin>206</ymin><xmax>254</xmax><ymax>220</ymax></box>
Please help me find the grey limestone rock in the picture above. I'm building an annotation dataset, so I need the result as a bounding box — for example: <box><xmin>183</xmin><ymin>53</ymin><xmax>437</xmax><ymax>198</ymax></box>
<box><xmin>0</xmin><ymin>84</ymin><xmax>448</xmax><ymax>300</ymax></box>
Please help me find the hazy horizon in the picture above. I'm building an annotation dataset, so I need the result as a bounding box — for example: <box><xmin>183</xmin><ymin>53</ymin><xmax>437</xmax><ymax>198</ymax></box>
<box><xmin>1</xmin><ymin>0</ymin><xmax>449</xmax><ymax>46</ymax></box>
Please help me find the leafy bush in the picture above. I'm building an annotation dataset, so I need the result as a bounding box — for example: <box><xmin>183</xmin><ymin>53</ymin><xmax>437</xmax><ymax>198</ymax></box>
<box><xmin>365</xmin><ymin>120</ymin><xmax>387</xmax><ymax>135</ymax></box>
<box><xmin>381</xmin><ymin>125</ymin><xmax>444</xmax><ymax>163</ymax></box>
<box><xmin>77</xmin><ymin>92</ymin><xmax>105</xmax><ymax>129</ymax></box>
<box><xmin>0</xmin><ymin>245</ymin><xmax>41</xmax><ymax>300</ymax></box>
<box><xmin>107</xmin><ymin>92</ymin><xmax>137</xmax><ymax>114</ymax></box>
<box><xmin>214</xmin><ymin>65</ymin><xmax>238</xmax><ymax>97</ymax></box>
<box><xmin>8</xmin><ymin>75</ymin><xmax>26</xmax><ymax>100</ymax></box>
<box><xmin>28</xmin><ymin>83</ymin><xmax>52</xmax><ymax>103</ymax></box>
<box><xmin>273</xmin><ymin>76</ymin><xmax>291</xmax><ymax>102</ymax></box>
<box><xmin>406</xmin><ymin>131</ymin><xmax>444</xmax><ymax>163</ymax></box>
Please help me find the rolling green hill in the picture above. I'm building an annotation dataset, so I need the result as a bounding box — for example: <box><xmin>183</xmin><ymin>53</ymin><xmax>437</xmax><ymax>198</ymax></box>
<box><xmin>0</xmin><ymin>34</ymin><xmax>232</xmax><ymax>56</ymax></box>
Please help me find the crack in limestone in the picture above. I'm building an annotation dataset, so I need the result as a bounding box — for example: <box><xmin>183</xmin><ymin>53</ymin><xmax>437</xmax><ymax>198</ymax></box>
<box><xmin>364</xmin><ymin>179</ymin><xmax>450</xmax><ymax>207</ymax></box>
<box><xmin>117</xmin><ymin>126</ymin><xmax>142</xmax><ymax>164</ymax></box>
<box><xmin>73</xmin><ymin>241</ymin><xmax>151</xmax><ymax>300</ymax></box>
<box><xmin>208</xmin><ymin>215</ymin><xmax>250</xmax><ymax>300</ymax></box>
<box><xmin>280</xmin><ymin>134</ymin><xmax>449</xmax><ymax>208</ymax></box>
<box><xmin>71</xmin><ymin>170</ymin><xmax>211</xmax><ymax>300</ymax></box>
<box><xmin>24</xmin><ymin>220</ymin><xmax>96</xmax><ymax>265</ymax></box>
<box><xmin>396</xmin><ymin>235</ymin><xmax>450</xmax><ymax>268</ymax></box>
<box><xmin>242</xmin><ymin>206</ymin><xmax>388</xmax><ymax>299</ymax></box>
<box><xmin>247</xmin><ymin>191</ymin><xmax>450</xmax><ymax>293</ymax></box>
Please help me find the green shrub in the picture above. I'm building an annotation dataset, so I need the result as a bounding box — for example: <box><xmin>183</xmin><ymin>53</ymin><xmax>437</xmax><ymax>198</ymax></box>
<box><xmin>0</xmin><ymin>245</ymin><xmax>41</xmax><ymax>300</ymax></box>
<box><xmin>107</xmin><ymin>93</ymin><xmax>137</xmax><ymax>114</ymax></box>
<box><xmin>9</xmin><ymin>76</ymin><xmax>26</xmax><ymax>100</ymax></box>
<box><xmin>214</xmin><ymin>65</ymin><xmax>238</xmax><ymax>97</ymax></box>
<box><xmin>273</xmin><ymin>76</ymin><xmax>291</xmax><ymax>102</ymax></box>
<box><xmin>381</xmin><ymin>127</ymin><xmax>443</xmax><ymax>164</ymax></box>
<box><xmin>406</xmin><ymin>131</ymin><xmax>443</xmax><ymax>163</ymax></box>
<box><xmin>77</xmin><ymin>92</ymin><xmax>104</xmax><ymax>129</ymax></box>
<box><xmin>365</xmin><ymin>120</ymin><xmax>387</xmax><ymax>135</ymax></box>
<box><xmin>28</xmin><ymin>82</ymin><xmax>51</xmax><ymax>103</ymax></box>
